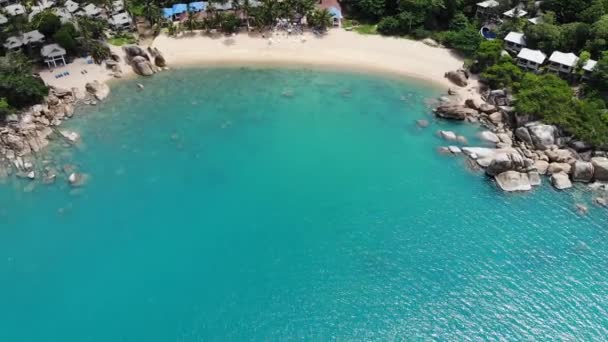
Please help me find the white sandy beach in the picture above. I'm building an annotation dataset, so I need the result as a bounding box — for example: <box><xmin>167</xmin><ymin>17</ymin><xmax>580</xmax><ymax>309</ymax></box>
<box><xmin>40</xmin><ymin>29</ymin><xmax>479</xmax><ymax>100</ymax></box>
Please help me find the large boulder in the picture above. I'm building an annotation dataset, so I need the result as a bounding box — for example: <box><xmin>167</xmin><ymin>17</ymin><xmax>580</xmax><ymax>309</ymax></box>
<box><xmin>479</xmin><ymin>131</ymin><xmax>500</xmax><ymax>144</ymax></box>
<box><xmin>131</xmin><ymin>56</ymin><xmax>155</xmax><ymax>76</ymax></box>
<box><xmin>122</xmin><ymin>45</ymin><xmax>149</xmax><ymax>63</ymax></box>
<box><xmin>547</xmin><ymin>162</ymin><xmax>572</xmax><ymax>175</ymax></box>
<box><xmin>434</xmin><ymin>104</ymin><xmax>477</xmax><ymax>121</ymax></box>
<box><xmin>533</xmin><ymin>160</ymin><xmax>549</xmax><ymax>175</ymax></box>
<box><xmin>527</xmin><ymin>123</ymin><xmax>557</xmax><ymax>150</ymax></box>
<box><xmin>528</xmin><ymin>171</ymin><xmax>542</xmax><ymax>186</ymax></box>
<box><xmin>148</xmin><ymin>47</ymin><xmax>167</xmax><ymax>67</ymax></box>
<box><xmin>85</xmin><ymin>81</ymin><xmax>110</xmax><ymax>100</ymax></box>
<box><xmin>495</xmin><ymin>171</ymin><xmax>532</xmax><ymax>192</ymax></box>
<box><xmin>445</xmin><ymin>70</ymin><xmax>468</xmax><ymax>87</ymax></box>
<box><xmin>551</xmin><ymin>172</ymin><xmax>572</xmax><ymax>190</ymax></box>
<box><xmin>486</xmin><ymin>151</ymin><xmax>525</xmax><ymax>176</ymax></box>
<box><xmin>591</xmin><ymin>157</ymin><xmax>608</xmax><ymax>181</ymax></box>
<box><xmin>439</xmin><ymin>130</ymin><xmax>457</xmax><ymax>141</ymax></box>
<box><xmin>465</xmin><ymin>98</ymin><xmax>483</xmax><ymax>111</ymax></box>
<box><xmin>514</xmin><ymin>127</ymin><xmax>533</xmax><ymax>145</ymax></box>
<box><xmin>572</xmin><ymin>161</ymin><xmax>594</xmax><ymax>183</ymax></box>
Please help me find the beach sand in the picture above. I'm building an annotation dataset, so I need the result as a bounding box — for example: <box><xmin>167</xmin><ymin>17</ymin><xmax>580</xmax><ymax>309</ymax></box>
<box><xmin>40</xmin><ymin>30</ymin><xmax>480</xmax><ymax>101</ymax></box>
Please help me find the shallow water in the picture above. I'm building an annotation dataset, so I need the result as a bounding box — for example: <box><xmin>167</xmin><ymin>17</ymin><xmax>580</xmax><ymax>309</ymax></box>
<box><xmin>0</xmin><ymin>68</ymin><xmax>607</xmax><ymax>341</ymax></box>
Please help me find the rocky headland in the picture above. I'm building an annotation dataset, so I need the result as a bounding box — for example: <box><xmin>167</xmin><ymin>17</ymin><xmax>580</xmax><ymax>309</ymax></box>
<box><xmin>432</xmin><ymin>70</ymin><xmax>608</xmax><ymax>207</ymax></box>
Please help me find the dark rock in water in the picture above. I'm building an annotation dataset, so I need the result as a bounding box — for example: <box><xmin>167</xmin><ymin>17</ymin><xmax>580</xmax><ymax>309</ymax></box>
<box><xmin>575</xmin><ymin>204</ymin><xmax>588</xmax><ymax>215</ymax></box>
<box><xmin>595</xmin><ymin>197</ymin><xmax>607</xmax><ymax>208</ymax></box>
<box><xmin>416</xmin><ymin>119</ymin><xmax>429</xmax><ymax>128</ymax></box>
<box><xmin>434</xmin><ymin>104</ymin><xmax>478</xmax><ymax>121</ymax></box>
<box><xmin>68</xmin><ymin>172</ymin><xmax>88</xmax><ymax>187</ymax></box>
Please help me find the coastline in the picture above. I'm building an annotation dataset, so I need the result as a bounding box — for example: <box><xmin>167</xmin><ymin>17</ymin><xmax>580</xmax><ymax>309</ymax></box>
<box><xmin>38</xmin><ymin>30</ymin><xmax>479</xmax><ymax>103</ymax></box>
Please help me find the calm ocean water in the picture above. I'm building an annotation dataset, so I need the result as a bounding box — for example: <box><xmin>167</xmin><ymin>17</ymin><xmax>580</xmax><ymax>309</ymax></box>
<box><xmin>0</xmin><ymin>68</ymin><xmax>607</xmax><ymax>341</ymax></box>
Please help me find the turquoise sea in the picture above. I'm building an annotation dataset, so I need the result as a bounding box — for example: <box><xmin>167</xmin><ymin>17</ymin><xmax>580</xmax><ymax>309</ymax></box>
<box><xmin>0</xmin><ymin>68</ymin><xmax>607</xmax><ymax>341</ymax></box>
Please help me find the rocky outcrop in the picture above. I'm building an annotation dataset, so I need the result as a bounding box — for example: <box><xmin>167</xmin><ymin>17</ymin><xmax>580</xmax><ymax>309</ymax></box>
<box><xmin>445</xmin><ymin>70</ymin><xmax>468</xmax><ymax>87</ymax></box>
<box><xmin>434</xmin><ymin>104</ymin><xmax>478</xmax><ymax>121</ymax></box>
<box><xmin>85</xmin><ymin>81</ymin><xmax>110</xmax><ymax>100</ymax></box>
<box><xmin>485</xmin><ymin>151</ymin><xmax>525</xmax><ymax>176</ymax></box>
<box><xmin>551</xmin><ymin>172</ymin><xmax>572</xmax><ymax>190</ymax></box>
<box><xmin>526</xmin><ymin>123</ymin><xmax>557</xmax><ymax>150</ymax></box>
<box><xmin>591</xmin><ymin>157</ymin><xmax>608</xmax><ymax>181</ymax></box>
<box><xmin>122</xmin><ymin>45</ymin><xmax>149</xmax><ymax>63</ymax></box>
<box><xmin>480</xmin><ymin>131</ymin><xmax>500</xmax><ymax>144</ymax></box>
<box><xmin>131</xmin><ymin>56</ymin><xmax>156</xmax><ymax>76</ymax></box>
<box><xmin>547</xmin><ymin>162</ymin><xmax>571</xmax><ymax>175</ymax></box>
<box><xmin>147</xmin><ymin>47</ymin><xmax>167</xmax><ymax>67</ymax></box>
<box><xmin>515</xmin><ymin>126</ymin><xmax>533</xmax><ymax>145</ymax></box>
<box><xmin>572</xmin><ymin>161</ymin><xmax>594</xmax><ymax>183</ymax></box>
<box><xmin>533</xmin><ymin>160</ymin><xmax>549</xmax><ymax>175</ymax></box>
<box><xmin>439</xmin><ymin>130</ymin><xmax>457</xmax><ymax>141</ymax></box>
<box><xmin>495</xmin><ymin>171</ymin><xmax>532</xmax><ymax>192</ymax></box>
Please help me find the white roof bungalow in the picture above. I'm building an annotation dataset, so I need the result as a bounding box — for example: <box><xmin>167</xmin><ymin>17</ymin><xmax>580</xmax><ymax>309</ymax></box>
<box><xmin>3</xmin><ymin>36</ymin><xmax>23</xmax><ymax>50</ymax></box>
<box><xmin>112</xmin><ymin>0</ymin><xmax>124</xmax><ymax>13</ymax></box>
<box><xmin>108</xmin><ymin>12</ymin><xmax>132</xmax><ymax>29</ymax></box>
<box><xmin>504</xmin><ymin>7</ymin><xmax>528</xmax><ymax>19</ymax></box>
<box><xmin>81</xmin><ymin>3</ymin><xmax>102</xmax><ymax>17</ymax></box>
<box><xmin>5</xmin><ymin>3</ymin><xmax>26</xmax><ymax>16</ymax></box>
<box><xmin>54</xmin><ymin>7</ymin><xmax>73</xmax><ymax>23</ymax></box>
<box><xmin>476</xmin><ymin>0</ymin><xmax>499</xmax><ymax>16</ymax></box>
<box><xmin>36</xmin><ymin>0</ymin><xmax>56</xmax><ymax>10</ymax></box>
<box><xmin>582</xmin><ymin>59</ymin><xmax>597</xmax><ymax>80</ymax></box>
<box><xmin>41</xmin><ymin>43</ymin><xmax>67</xmax><ymax>68</ymax></box>
<box><xmin>548</xmin><ymin>51</ymin><xmax>578</xmax><ymax>75</ymax></box>
<box><xmin>64</xmin><ymin>0</ymin><xmax>79</xmax><ymax>13</ymax></box>
<box><xmin>517</xmin><ymin>48</ymin><xmax>546</xmax><ymax>72</ymax></box>
<box><xmin>0</xmin><ymin>14</ymin><xmax>8</xmax><ymax>25</ymax></box>
<box><xmin>22</xmin><ymin>30</ymin><xmax>45</xmax><ymax>44</ymax></box>
<box><xmin>528</xmin><ymin>16</ymin><xmax>542</xmax><ymax>25</ymax></box>
<box><xmin>504</xmin><ymin>32</ymin><xmax>526</xmax><ymax>53</ymax></box>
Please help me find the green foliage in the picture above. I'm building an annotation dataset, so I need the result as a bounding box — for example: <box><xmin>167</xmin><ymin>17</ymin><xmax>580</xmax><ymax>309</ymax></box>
<box><xmin>31</xmin><ymin>10</ymin><xmax>62</xmax><ymax>37</ymax></box>
<box><xmin>515</xmin><ymin>73</ymin><xmax>576</xmax><ymax>125</ymax></box>
<box><xmin>481</xmin><ymin>56</ymin><xmax>523</xmax><ymax>89</ymax></box>
<box><xmin>53</xmin><ymin>23</ymin><xmax>79</xmax><ymax>54</ymax></box>
<box><xmin>307</xmin><ymin>8</ymin><xmax>333</xmax><ymax>32</ymax></box>
<box><xmin>108</xmin><ymin>32</ymin><xmax>138</xmax><ymax>46</ymax></box>
<box><xmin>88</xmin><ymin>41</ymin><xmax>111</xmax><ymax>64</ymax></box>
<box><xmin>590</xmin><ymin>51</ymin><xmax>608</xmax><ymax>91</ymax></box>
<box><xmin>524</xmin><ymin>22</ymin><xmax>562</xmax><ymax>54</ymax></box>
<box><xmin>440</xmin><ymin>25</ymin><xmax>482</xmax><ymax>56</ymax></box>
<box><xmin>354</xmin><ymin>0</ymin><xmax>387</xmax><ymax>20</ymax></box>
<box><xmin>377</xmin><ymin>16</ymin><xmax>400</xmax><ymax>35</ymax></box>
<box><xmin>559</xmin><ymin>22</ymin><xmax>591</xmax><ymax>53</ymax></box>
<box><xmin>0</xmin><ymin>98</ymin><xmax>11</xmax><ymax>119</ymax></box>
<box><xmin>219</xmin><ymin>12</ymin><xmax>241</xmax><ymax>33</ymax></box>
<box><xmin>474</xmin><ymin>39</ymin><xmax>504</xmax><ymax>72</ymax></box>
<box><xmin>0</xmin><ymin>53</ymin><xmax>49</xmax><ymax>109</ymax></box>
<box><xmin>77</xmin><ymin>16</ymin><xmax>108</xmax><ymax>40</ymax></box>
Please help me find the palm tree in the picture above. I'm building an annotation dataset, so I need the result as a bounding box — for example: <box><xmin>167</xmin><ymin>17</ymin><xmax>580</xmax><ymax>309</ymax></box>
<box><xmin>307</xmin><ymin>8</ymin><xmax>332</xmax><ymax>32</ymax></box>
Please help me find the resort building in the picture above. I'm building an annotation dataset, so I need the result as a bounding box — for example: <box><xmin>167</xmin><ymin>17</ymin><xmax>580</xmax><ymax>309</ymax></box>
<box><xmin>0</xmin><ymin>14</ymin><xmax>8</xmax><ymax>25</ymax></box>
<box><xmin>22</xmin><ymin>30</ymin><xmax>45</xmax><ymax>45</ymax></box>
<box><xmin>528</xmin><ymin>16</ymin><xmax>542</xmax><ymax>25</ymax></box>
<box><xmin>109</xmin><ymin>12</ymin><xmax>132</xmax><ymax>30</ymax></box>
<box><xmin>54</xmin><ymin>7</ymin><xmax>73</xmax><ymax>24</ymax></box>
<box><xmin>476</xmin><ymin>0</ymin><xmax>499</xmax><ymax>17</ymax></box>
<box><xmin>582</xmin><ymin>59</ymin><xmax>597</xmax><ymax>80</ymax></box>
<box><xmin>3</xmin><ymin>36</ymin><xmax>22</xmax><ymax>50</ymax></box>
<box><xmin>517</xmin><ymin>48</ymin><xmax>546</xmax><ymax>72</ymax></box>
<box><xmin>4</xmin><ymin>3</ymin><xmax>26</xmax><ymax>16</ymax></box>
<box><xmin>64</xmin><ymin>0</ymin><xmax>79</xmax><ymax>13</ymax></box>
<box><xmin>112</xmin><ymin>0</ymin><xmax>124</xmax><ymax>14</ymax></box>
<box><xmin>41</xmin><ymin>43</ymin><xmax>67</xmax><ymax>68</ymax></box>
<box><xmin>548</xmin><ymin>51</ymin><xmax>578</xmax><ymax>75</ymax></box>
<box><xmin>188</xmin><ymin>1</ymin><xmax>206</xmax><ymax>13</ymax></box>
<box><xmin>318</xmin><ymin>0</ymin><xmax>343</xmax><ymax>27</ymax></box>
<box><xmin>504</xmin><ymin>32</ymin><xmax>525</xmax><ymax>53</ymax></box>
<box><xmin>81</xmin><ymin>4</ymin><xmax>103</xmax><ymax>18</ymax></box>
<box><xmin>503</xmin><ymin>7</ymin><xmax>528</xmax><ymax>19</ymax></box>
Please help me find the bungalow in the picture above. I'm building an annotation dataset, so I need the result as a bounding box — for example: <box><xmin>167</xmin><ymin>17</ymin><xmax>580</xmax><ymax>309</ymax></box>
<box><xmin>476</xmin><ymin>0</ymin><xmax>499</xmax><ymax>17</ymax></box>
<box><xmin>22</xmin><ymin>30</ymin><xmax>45</xmax><ymax>45</ymax></box>
<box><xmin>41</xmin><ymin>43</ymin><xmax>67</xmax><ymax>68</ymax></box>
<box><xmin>517</xmin><ymin>48</ymin><xmax>546</xmax><ymax>72</ymax></box>
<box><xmin>4</xmin><ymin>3</ymin><xmax>26</xmax><ymax>16</ymax></box>
<box><xmin>0</xmin><ymin>0</ymin><xmax>19</xmax><ymax>7</ymax></box>
<box><xmin>582</xmin><ymin>59</ymin><xmax>597</xmax><ymax>81</ymax></box>
<box><xmin>109</xmin><ymin>12</ymin><xmax>132</xmax><ymax>30</ymax></box>
<box><xmin>36</xmin><ymin>0</ymin><xmax>56</xmax><ymax>10</ymax></box>
<box><xmin>503</xmin><ymin>7</ymin><xmax>528</xmax><ymax>19</ymax></box>
<box><xmin>54</xmin><ymin>7</ymin><xmax>73</xmax><ymax>23</ymax></box>
<box><xmin>215</xmin><ymin>2</ymin><xmax>232</xmax><ymax>11</ymax></box>
<box><xmin>504</xmin><ymin>32</ymin><xmax>525</xmax><ymax>53</ymax></box>
<box><xmin>0</xmin><ymin>14</ymin><xmax>7</xmax><ymax>25</ymax></box>
<box><xmin>548</xmin><ymin>51</ymin><xmax>578</xmax><ymax>75</ymax></box>
<box><xmin>188</xmin><ymin>2</ymin><xmax>206</xmax><ymax>13</ymax></box>
<box><xmin>81</xmin><ymin>3</ymin><xmax>102</xmax><ymax>18</ymax></box>
<box><xmin>112</xmin><ymin>0</ymin><xmax>124</xmax><ymax>14</ymax></box>
<box><xmin>3</xmin><ymin>36</ymin><xmax>22</xmax><ymax>50</ymax></box>
<box><xmin>64</xmin><ymin>0</ymin><xmax>79</xmax><ymax>13</ymax></box>
<box><xmin>528</xmin><ymin>16</ymin><xmax>542</xmax><ymax>25</ymax></box>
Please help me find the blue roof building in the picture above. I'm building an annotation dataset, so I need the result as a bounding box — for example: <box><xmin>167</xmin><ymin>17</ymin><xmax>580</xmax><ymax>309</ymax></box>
<box><xmin>162</xmin><ymin>8</ymin><xmax>173</xmax><ymax>19</ymax></box>
<box><xmin>188</xmin><ymin>1</ymin><xmax>207</xmax><ymax>12</ymax></box>
<box><xmin>171</xmin><ymin>3</ymin><xmax>188</xmax><ymax>15</ymax></box>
